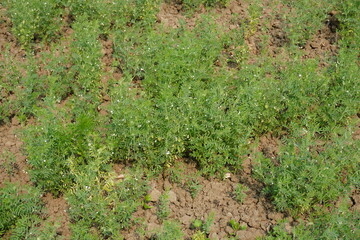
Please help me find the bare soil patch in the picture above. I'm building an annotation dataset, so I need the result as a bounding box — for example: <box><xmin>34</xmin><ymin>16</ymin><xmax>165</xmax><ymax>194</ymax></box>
<box><xmin>42</xmin><ymin>193</ymin><xmax>71</xmax><ymax>239</ymax></box>
<box><xmin>303</xmin><ymin>13</ymin><xmax>340</xmax><ymax>62</ymax></box>
<box><xmin>0</xmin><ymin>118</ymin><xmax>30</xmax><ymax>186</ymax></box>
<box><xmin>157</xmin><ymin>0</ymin><xmax>247</xmax><ymax>30</ymax></box>
<box><xmin>122</xmin><ymin>161</ymin><xmax>291</xmax><ymax>240</ymax></box>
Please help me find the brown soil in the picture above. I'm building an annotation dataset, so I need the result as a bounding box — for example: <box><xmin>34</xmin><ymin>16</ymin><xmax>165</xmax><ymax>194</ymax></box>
<box><xmin>257</xmin><ymin>133</ymin><xmax>279</xmax><ymax>161</ymax></box>
<box><xmin>303</xmin><ymin>13</ymin><xmax>340</xmax><ymax>62</ymax></box>
<box><xmin>121</xmin><ymin>161</ymin><xmax>291</xmax><ymax>240</ymax></box>
<box><xmin>0</xmin><ymin>118</ymin><xmax>30</xmax><ymax>186</ymax></box>
<box><xmin>42</xmin><ymin>193</ymin><xmax>71</xmax><ymax>238</ymax></box>
<box><xmin>350</xmin><ymin>189</ymin><xmax>360</xmax><ymax>212</ymax></box>
<box><xmin>157</xmin><ymin>1</ymin><xmax>247</xmax><ymax>30</ymax></box>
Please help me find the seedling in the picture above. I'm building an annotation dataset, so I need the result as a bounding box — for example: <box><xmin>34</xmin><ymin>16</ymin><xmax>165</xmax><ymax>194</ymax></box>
<box><xmin>202</xmin><ymin>212</ymin><xmax>215</xmax><ymax>234</ymax></box>
<box><xmin>191</xmin><ymin>230</ymin><xmax>208</xmax><ymax>240</ymax></box>
<box><xmin>186</xmin><ymin>179</ymin><xmax>203</xmax><ymax>198</ymax></box>
<box><xmin>143</xmin><ymin>194</ymin><xmax>152</xmax><ymax>209</ymax></box>
<box><xmin>233</xmin><ymin>183</ymin><xmax>249</xmax><ymax>203</ymax></box>
<box><xmin>229</xmin><ymin>219</ymin><xmax>241</xmax><ymax>231</ymax></box>
<box><xmin>191</xmin><ymin>219</ymin><xmax>203</xmax><ymax>229</ymax></box>
<box><xmin>157</xmin><ymin>192</ymin><xmax>170</xmax><ymax>221</ymax></box>
<box><xmin>229</xmin><ymin>219</ymin><xmax>247</xmax><ymax>232</ymax></box>
<box><xmin>0</xmin><ymin>150</ymin><xmax>17</xmax><ymax>176</ymax></box>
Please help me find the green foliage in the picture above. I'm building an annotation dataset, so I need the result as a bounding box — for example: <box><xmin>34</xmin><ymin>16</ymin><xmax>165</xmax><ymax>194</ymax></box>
<box><xmin>156</xmin><ymin>220</ymin><xmax>184</xmax><ymax>240</ymax></box>
<box><xmin>5</xmin><ymin>0</ymin><xmax>63</xmax><ymax>47</ymax></box>
<box><xmin>180</xmin><ymin>0</ymin><xmax>230</xmax><ymax>10</ymax></box>
<box><xmin>233</xmin><ymin>183</ymin><xmax>248</xmax><ymax>203</ymax></box>
<box><xmin>0</xmin><ymin>150</ymin><xmax>17</xmax><ymax>175</ymax></box>
<box><xmin>191</xmin><ymin>230</ymin><xmax>208</xmax><ymax>240</ymax></box>
<box><xmin>110</xmin><ymin>19</ymin><xmax>248</xmax><ymax>175</ymax></box>
<box><xmin>157</xmin><ymin>192</ymin><xmax>171</xmax><ymax>221</ymax></box>
<box><xmin>143</xmin><ymin>194</ymin><xmax>153</xmax><ymax>209</ymax></box>
<box><xmin>0</xmin><ymin>53</ymin><xmax>49</xmax><ymax>121</ymax></box>
<box><xmin>186</xmin><ymin>178</ymin><xmax>203</xmax><ymax>198</ymax></box>
<box><xmin>190</xmin><ymin>213</ymin><xmax>215</xmax><ymax>236</ymax></box>
<box><xmin>228</xmin><ymin>219</ymin><xmax>239</xmax><ymax>231</ymax></box>
<box><xmin>254</xmin><ymin>126</ymin><xmax>359</xmax><ymax>214</ymax></box>
<box><xmin>69</xmin><ymin>15</ymin><xmax>102</xmax><ymax>98</ymax></box>
<box><xmin>264</xmin><ymin>203</ymin><xmax>360</xmax><ymax>240</ymax></box>
<box><xmin>65</xmin><ymin>0</ymin><xmax>160</xmax><ymax>30</ymax></box>
<box><xmin>9</xmin><ymin>217</ymin><xmax>58</xmax><ymax>240</ymax></box>
<box><xmin>280</xmin><ymin>0</ymin><xmax>335</xmax><ymax>46</ymax></box>
<box><xmin>202</xmin><ymin>212</ymin><xmax>215</xmax><ymax>234</ymax></box>
<box><xmin>1</xmin><ymin>1</ymin><xmax>359</xmax><ymax>239</ymax></box>
<box><xmin>227</xmin><ymin>219</ymin><xmax>247</xmax><ymax>237</ymax></box>
<box><xmin>0</xmin><ymin>183</ymin><xmax>43</xmax><ymax>237</ymax></box>
<box><xmin>68</xmin><ymin>166</ymin><xmax>148</xmax><ymax>239</ymax></box>
<box><xmin>22</xmin><ymin>107</ymin><xmax>100</xmax><ymax>194</ymax></box>
<box><xmin>192</xmin><ymin>219</ymin><xmax>203</xmax><ymax>229</ymax></box>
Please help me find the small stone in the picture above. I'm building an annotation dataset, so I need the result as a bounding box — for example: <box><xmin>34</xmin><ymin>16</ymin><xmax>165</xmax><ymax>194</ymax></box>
<box><xmin>229</xmin><ymin>25</ymin><xmax>237</xmax><ymax>30</ymax></box>
<box><xmin>219</xmin><ymin>218</ymin><xmax>228</xmax><ymax>228</ymax></box>
<box><xmin>5</xmin><ymin>141</ymin><xmax>14</xmax><ymax>147</ymax></box>
<box><xmin>149</xmin><ymin>188</ymin><xmax>161</xmax><ymax>202</ymax></box>
<box><xmin>114</xmin><ymin>174</ymin><xmax>125</xmax><ymax>181</ymax></box>
<box><xmin>180</xmin><ymin>215</ymin><xmax>192</xmax><ymax>226</ymax></box>
<box><xmin>218</xmin><ymin>231</ymin><xmax>227</xmax><ymax>239</ymax></box>
<box><xmin>225</xmin><ymin>226</ymin><xmax>233</xmax><ymax>235</ymax></box>
<box><xmin>168</xmin><ymin>190</ymin><xmax>177</xmax><ymax>203</ymax></box>
<box><xmin>163</xmin><ymin>179</ymin><xmax>172</xmax><ymax>190</ymax></box>
<box><xmin>11</xmin><ymin>117</ymin><xmax>20</xmax><ymax>126</ymax></box>
<box><xmin>224</xmin><ymin>172</ymin><xmax>231</xmax><ymax>179</ymax></box>
<box><xmin>209</xmin><ymin>232</ymin><xmax>219</xmax><ymax>240</ymax></box>
<box><xmin>284</xmin><ymin>222</ymin><xmax>293</xmax><ymax>234</ymax></box>
<box><xmin>103</xmin><ymin>95</ymin><xmax>111</xmax><ymax>101</ymax></box>
<box><xmin>268</xmin><ymin>212</ymin><xmax>284</xmax><ymax>221</ymax></box>
<box><xmin>310</xmin><ymin>42</ymin><xmax>319</xmax><ymax>49</ymax></box>
<box><xmin>147</xmin><ymin>223</ymin><xmax>160</xmax><ymax>232</ymax></box>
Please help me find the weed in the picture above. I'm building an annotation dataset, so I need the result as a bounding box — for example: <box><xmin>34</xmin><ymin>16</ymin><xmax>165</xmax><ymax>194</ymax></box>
<box><xmin>186</xmin><ymin>179</ymin><xmax>203</xmax><ymax>198</ymax></box>
<box><xmin>143</xmin><ymin>194</ymin><xmax>153</xmax><ymax>209</ymax></box>
<box><xmin>202</xmin><ymin>212</ymin><xmax>215</xmax><ymax>235</ymax></box>
<box><xmin>191</xmin><ymin>219</ymin><xmax>203</xmax><ymax>230</ymax></box>
<box><xmin>190</xmin><ymin>214</ymin><xmax>215</xmax><ymax>237</ymax></box>
<box><xmin>157</xmin><ymin>191</ymin><xmax>171</xmax><ymax>221</ymax></box>
<box><xmin>181</xmin><ymin>0</ymin><xmax>230</xmax><ymax>11</ymax></box>
<box><xmin>156</xmin><ymin>220</ymin><xmax>184</xmax><ymax>240</ymax></box>
<box><xmin>0</xmin><ymin>150</ymin><xmax>17</xmax><ymax>176</ymax></box>
<box><xmin>191</xmin><ymin>230</ymin><xmax>208</xmax><ymax>240</ymax></box>
<box><xmin>233</xmin><ymin>183</ymin><xmax>249</xmax><ymax>203</ymax></box>
<box><xmin>229</xmin><ymin>219</ymin><xmax>240</xmax><ymax>231</ymax></box>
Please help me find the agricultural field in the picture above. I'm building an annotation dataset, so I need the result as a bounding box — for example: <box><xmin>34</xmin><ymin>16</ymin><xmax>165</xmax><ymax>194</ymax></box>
<box><xmin>0</xmin><ymin>0</ymin><xmax>359</xmax><ymax>239</ymax></box>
